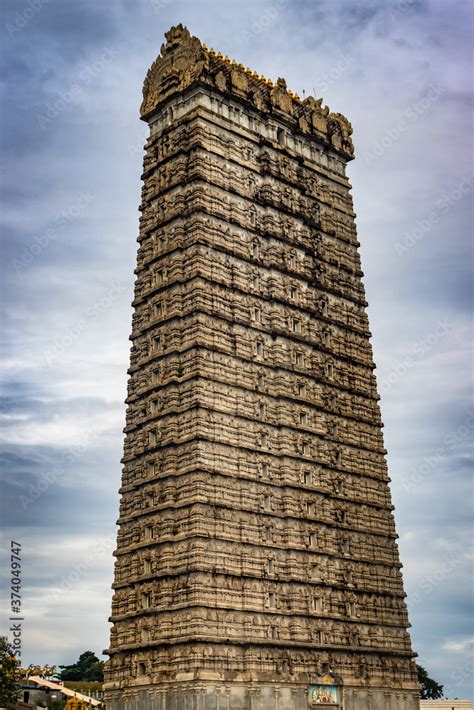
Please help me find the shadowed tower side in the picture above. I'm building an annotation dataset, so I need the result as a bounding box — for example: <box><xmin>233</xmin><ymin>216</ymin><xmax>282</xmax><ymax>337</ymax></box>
<box><xmin>104</xmin><ymin>24</ymin><xmax>420</xmax><ymax>710</ymax></box>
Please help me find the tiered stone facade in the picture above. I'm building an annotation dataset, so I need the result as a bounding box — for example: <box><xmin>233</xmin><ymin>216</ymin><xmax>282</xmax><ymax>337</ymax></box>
<box><xmin>104</xmin><ymin>25</ymin><xmax>420</xmax><ymax>709</ymax></box>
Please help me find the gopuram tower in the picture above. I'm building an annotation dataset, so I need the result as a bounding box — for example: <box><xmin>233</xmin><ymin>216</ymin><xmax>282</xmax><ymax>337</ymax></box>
<box><xmin>104</xmin><ymin>25</ymin><xmax>419</xmax><ymax>710</ymax></box>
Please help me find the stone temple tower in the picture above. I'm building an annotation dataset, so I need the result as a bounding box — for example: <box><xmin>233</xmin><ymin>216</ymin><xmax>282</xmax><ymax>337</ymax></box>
<box><xmin>104</xmin><ymin>25</ymin><xmax>420</xmax><ymax>710</ymax></box>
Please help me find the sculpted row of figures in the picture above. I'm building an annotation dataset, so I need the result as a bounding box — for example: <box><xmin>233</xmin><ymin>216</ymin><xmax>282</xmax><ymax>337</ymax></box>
<box><xmin>127</xmin><ymin>367</ymin><xmax>383</xmax><ymax>436</ymax></box>
<box><xmin>137</xmin><ymin>214</ymin><xmax>367</xmax><ymax>310</ymax></box>
<box><xmin>143</xmin><ymin>112</ymin><xmax>346</xmax><ymax>193</ymax></box>
<box><xmin>107</xmin><ymin>616</ymin><xmax>407</xmax><ymax>652</ymax></box>
<box><xmin>144</xmin><ymin>109</ymin><xmax>348</xmax><ymax>193</ymax></box>
<box><xmin>134</xmin><ymin>240</ymin><xmax>368</xmax><ymax>335</ymax></box>
<box><xmin>123</xmin><ymin>359</ymin><xmax>381</xmax><ymax>461</ymax></box>
<box><xmin>139</xmin><ymin>180</ymin><xmax>357</xmax><ymax>253</ymax></box>
<box><xmin>131</xmin><ymin>276</ymin><xmax>371</xmax><ymax>363</ymax></box>
<box><xmin>120</xmin><ymin>443</ymin><xmax>391</xmax><ymax>509</ymax></box>
<box><xmin>128</xmin><ymin>317</ymin><xmax>378</xmax><ymax>402</ymax></box>
<box><xmin>127</xmin><ymin>350</ymin><xmax>382</xmax><ymax>428</ymax></box>
<box><xmin>142</xmin><ymin>152</ymin><xmax>345</xmax><ymax>235</ymax></box>
<box><xmin>110</xmin><ymin>571</ymin><xmax>408</xmax><ymax>624</ymax></box>
<box><xmin>136</xmin><ymin>234</ymin><xmax>368</xmax><ymax>318</ymax></box>
<box><xmin>130</xmin><ymin>280</ymin><xmax>369</xmax><ymax>362</ymax></box>
<box><xmin>115</xmin><ymin>502</ymin><xmax>399</xmax><ymax>564</ymax></box>
<box><xmin>259</xmin><ymin>151</ymin><xmax>350</xmax><ymax>213</ymax></box>
<box><xmin>141</xmin><ymin>136</ymin><xmax>354</xmax><ymax>222</ymax></box>
<box><xmin>125</xmin><ymin>374</ymin><xmax>382</xmax><ymax>443</ymax></box>
<box><xmin>139</xmin><ymin>111</ymin><xmax>356</xmax><ymax>225</ymax></box>
<box><xmin>139</xmin><ymin>118</ymin><xmax>358</xmax><ymax>244</ymax></box>
<box><xmin>121</xmin><ymin>407</ymin><xmax>387</xmax><ymax>481</ymax></box>
<box><xmin>113</xmin><ymin>536</ymin><xmax>405</xmax><ymax>596</ymax></box>
<box><xmin>143</xmin><ymin>153</ymin><xmax>325</xmax><ymax>228</ymax></box>
<box><xmin>110</xmin><ymin>609</ymin><xmax>411</xmax><ymax>656</ymax></box>
<box><xmin>126</xmin><ymin>326</ymin><xmax>376</xmax><ymax>414</ymax></box>
<box><xmin>117</xmin><ymin>472</ymin><xmax>394</xmax><ymax>537</ymax></box>
<box><xmin>120</xmin><ymin>450</ymin><xmax>390</xmax><ymax>516</ymax></box>
<box><xmin>105</xmin><ymin>644</ymin><xmax>414</xmax><ymax>686</ymax></box>
<box><xmin>124</xmin><ymin>382</ymin><xmax>385</xmax><ymax>456</ymax></box>
<box><xmin>110</xmin><ymin>611</ymin><xmax>410</xmax><ymax>647</ymax></box>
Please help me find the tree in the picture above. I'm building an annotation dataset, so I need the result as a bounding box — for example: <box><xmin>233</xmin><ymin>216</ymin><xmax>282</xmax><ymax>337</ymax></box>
<box><xmin>0</xmin><ymin>638</ymin><xmax>20</xmax><ymax>708</ymax></box>
<box><xmin>58</xmin><ymin>651</ymin><xmax>104</xmax><ymax>682</ymax></box>
<box><xmin>417</xmin><ymin>663</ymin><xmax>444</xmax><ymax>699</ymax></box>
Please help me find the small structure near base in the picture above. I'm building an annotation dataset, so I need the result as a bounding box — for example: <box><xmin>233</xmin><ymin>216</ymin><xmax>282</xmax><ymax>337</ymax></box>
<box><xmin>420</xmin><ymin>701</ymin><xmax>472</xmax><ymax>710</ymax></box>
<box><xmin>26</xmin><ymin>676</ymin><xmax>103</xmax><ymax>707</ymax></box>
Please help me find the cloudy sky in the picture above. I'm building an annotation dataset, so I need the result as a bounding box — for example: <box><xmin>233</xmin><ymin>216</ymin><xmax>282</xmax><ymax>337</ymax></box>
<box><xmin>1</xmin><ymin>0</ymin><xmax>472</xmax><ymax>699</ymax></box>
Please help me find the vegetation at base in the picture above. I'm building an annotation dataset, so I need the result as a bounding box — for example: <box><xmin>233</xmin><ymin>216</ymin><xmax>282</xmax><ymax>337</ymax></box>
<box><xmin>0</xmin><ymin>638</ymin><xmax>20</xmax><ymax>708</ymax></box>
<box><xmin>417</xmin><ymin>663</ymin><xmax>444</xmax><ymax>699</ymax></box>
<box><xmin>57</xmin><ymin>651</ymin><xmax>104</xmax><ymax>682</ymax></box>
<box><xmin>63</xmin><ymin>680</ymin><xmax>103</xmax><ymax>692</ymax></box>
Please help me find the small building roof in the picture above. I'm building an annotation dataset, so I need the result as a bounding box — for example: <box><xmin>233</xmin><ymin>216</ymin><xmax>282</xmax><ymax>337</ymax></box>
<box><xmin>28</xmin><ymin>676</ymin><xmax>102</xmax><ymax>706</ymax></box>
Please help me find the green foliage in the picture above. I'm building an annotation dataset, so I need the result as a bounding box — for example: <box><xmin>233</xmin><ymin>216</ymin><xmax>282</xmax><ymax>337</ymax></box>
<box><xmin>0</xmin><ymin>638</ymin><xmax>20</xmax><ymax>707</ymax></box>
<box><xmin>58</xmin><ymin>651</ymin><xmax>104</xmax><ymax>682</ymax></box>
<box><xmin>63</xmin><ymin>681</ymin><xmax>102</xmax><ymax>692</ymax></box>
<box><xmin>417</xmin><ymin>663</ymin><xmax>444</xmax><ymax>699</ymax></box>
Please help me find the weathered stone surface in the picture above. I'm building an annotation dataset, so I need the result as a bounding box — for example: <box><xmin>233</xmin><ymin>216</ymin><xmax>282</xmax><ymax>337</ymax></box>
<box><xmin>105</xmin><ymin>25</ymin><xmax>419</xmax><ymax>708</ymax></box>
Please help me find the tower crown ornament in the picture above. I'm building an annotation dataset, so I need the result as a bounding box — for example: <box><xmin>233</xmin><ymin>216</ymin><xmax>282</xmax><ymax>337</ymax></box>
<box><xmin>140</xmin><ymin>24</ymin><xmax>354</xmax><ymax>159</ymax></box>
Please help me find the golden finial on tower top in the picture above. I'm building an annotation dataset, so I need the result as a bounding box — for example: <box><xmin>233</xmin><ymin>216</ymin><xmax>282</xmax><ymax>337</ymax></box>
<box><xmin>217</xmin><ymin>50</ymin><xmax>223</xmax><ymax>59</ymax></box>
<box><xmin>294</xmin><ymin>93</ymin><xmax>301</xmax><ymax>101</ymax></box>
<box><xmin>224</xmin><ymin>55</ymin><xmax>230</xmax><ymax>62</ymax></box>
<box><xmin>231</xmin><ymin>58</ymin><xmax>237</xmax><ymax>66</ymax></box>
<box><xmin>209</xmin><ymin>47</ymin><xmax>215</xmax><ymax>55</ymax></box>
<box><xmin>202</xmin><ymin>43</ymin><xmax>208</xmax><ymax>51</ymax></box>
<box><xmin>245</xmin><ymin>68</ymin><xmax>252</xmax><ymax>76</ymax></box>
